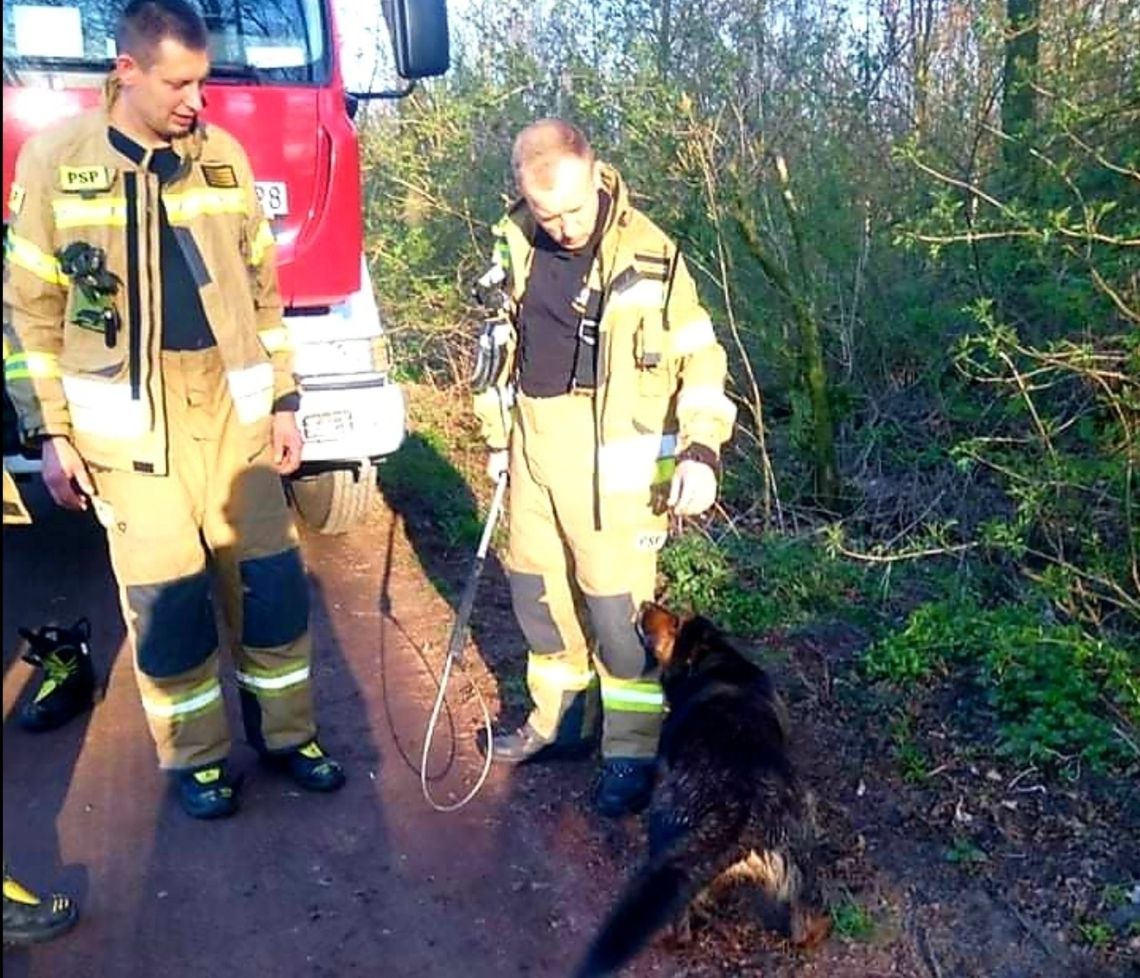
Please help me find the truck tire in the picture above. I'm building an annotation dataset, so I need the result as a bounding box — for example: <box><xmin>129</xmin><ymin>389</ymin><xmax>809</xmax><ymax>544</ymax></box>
<box><xmin>288</xmin><ymin>464</ymin><xmax>375</xmax><ymax>535</ymax></box>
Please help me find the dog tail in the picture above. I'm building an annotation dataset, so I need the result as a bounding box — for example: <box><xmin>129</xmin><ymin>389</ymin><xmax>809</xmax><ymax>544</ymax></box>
<box><xmin>573</xmin><ymin>838</ymin><xmax>721</xmax><ymax>978</ymax></box>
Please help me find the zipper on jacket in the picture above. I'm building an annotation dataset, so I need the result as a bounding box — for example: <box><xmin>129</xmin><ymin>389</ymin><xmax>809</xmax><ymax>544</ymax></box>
<box><xmin>144</xmin><ymin>174</ymin><xmax>160</xmax><ymax>418</ymax></box>
<box><xmin>123</xmin><ymin>172</ymin><xmax>142</xmax><ymax>400</ymax></box>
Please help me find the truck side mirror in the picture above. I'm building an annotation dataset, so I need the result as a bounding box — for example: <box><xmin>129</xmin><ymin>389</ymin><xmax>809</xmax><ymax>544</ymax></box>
<box><xmin>388</xmin><ymin>0</ymin><xmax>450</xmax><ymax>80</ymax></box>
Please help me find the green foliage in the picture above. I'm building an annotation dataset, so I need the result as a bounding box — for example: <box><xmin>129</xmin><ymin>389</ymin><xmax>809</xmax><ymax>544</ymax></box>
<box><xmin>944</xmin><ymin>837</ymin><xmax>988</xmax><ymax>866</ymax></box>
<box><xmin>889</xmin><ymin>712</ymin><xmax>931</xmax><ymax>784</ymax></box>
<box><xmin>658</xmin><ymin>532</ymin><xmax>864</xmax><ymax>635</ymax></box>
<box><xmin>381</xmin><ymin>430</ymin><xmax>482</xmax><ymax>550</ymax></box>
<box><xmin>864</xmin><ymin>598</ymin><xmax>1139</xmax><ymax>770</ymax></box>
<box><xmin>1076</xmin><ymin>920</ymin><xmax>1114</xmax><ymax>949</ymax></box>
<box><xmin>830</xmin><ymin>893</ymin><xmax>876</xmax><ymax>941</ymax></box>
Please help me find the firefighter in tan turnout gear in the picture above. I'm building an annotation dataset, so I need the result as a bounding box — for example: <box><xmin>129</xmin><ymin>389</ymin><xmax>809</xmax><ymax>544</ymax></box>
<box><xmin>3</xmin><ymin>0</ymin><xmax>344</xmax><ymax>819</ymax></box>
<box><xmin>474</xmin><ymin>119</ymin><xmax>736</xmax><ymax>817</ymax></box>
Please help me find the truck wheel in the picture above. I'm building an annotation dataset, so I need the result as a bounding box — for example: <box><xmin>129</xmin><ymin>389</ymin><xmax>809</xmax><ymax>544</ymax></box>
<box><xmin>288</xmin><ymin>465</ymin><xmax>375</xmax><ymax>535</ymax></box>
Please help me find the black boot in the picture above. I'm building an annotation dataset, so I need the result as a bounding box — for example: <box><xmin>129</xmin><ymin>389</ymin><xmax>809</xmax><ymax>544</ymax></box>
<box><xmin>2</xmin><ymin>871</ymin><xmax>79</xmax><ymax>946</ymax></box>
<box><xmin>18</xmin><ymin>619</ymin><xmax>96</xmax><ymax>733</ymax></box>
<box><xmin>594</xmin><ymin>759</ymin><xmax>655</xmax><ymax>817</ymax></box>
<box><xmin>176</xmin><ymin>761</ymin><xmax>240</xmax><ymax>820</ymax></box>
<box><xmin>264</xmin><ymin>740</ymin><xmax>346</xmax><ymax>792</ymax></box>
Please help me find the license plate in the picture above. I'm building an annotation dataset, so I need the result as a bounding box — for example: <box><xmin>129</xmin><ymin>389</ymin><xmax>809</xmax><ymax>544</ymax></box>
<box><xmin>254</xmin><ymin>181</ymin><xmax>289</xmax><ymax>218</ymax></box>
<box><xmin>302</xmin><ymin>410</ymin><xmax>353</xmax><ymax>442</ymax></box>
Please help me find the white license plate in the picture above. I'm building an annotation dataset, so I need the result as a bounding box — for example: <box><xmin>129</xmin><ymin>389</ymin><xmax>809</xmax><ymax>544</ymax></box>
<box><xmin>254</xmin><ymin>181</ymin><xmax>289</xmax><ymax>218</ymax></box>
<box><xmin>302</xmin><ymin>410</ymin><xmax>353</xmax><ymax>442</ymax></box>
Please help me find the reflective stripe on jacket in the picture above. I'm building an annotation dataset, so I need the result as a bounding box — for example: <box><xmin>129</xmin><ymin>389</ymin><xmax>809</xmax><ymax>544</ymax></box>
<box><xmin>3</xmin><ymin>84</ymin><xmax>292</xmax><ymax>475</ymax></box>
<box><xmin>473</xmin><ymin>164</ymin><xmax>736</xmax><ymax>521</ymax></box>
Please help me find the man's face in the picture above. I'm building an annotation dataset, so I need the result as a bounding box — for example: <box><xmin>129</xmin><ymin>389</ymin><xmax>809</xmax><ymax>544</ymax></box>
<box><xmin>519</xmin><ymin>155</ymin><xmax>601</xmax><ymax>251</ymax></box>
<box><xmin>116</xmin><ymin>38</ymin><xmax>209</xmax><ymax>142</ymax></box>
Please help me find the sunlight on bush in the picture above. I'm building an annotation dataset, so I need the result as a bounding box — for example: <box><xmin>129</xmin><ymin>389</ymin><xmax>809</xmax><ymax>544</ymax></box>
<box><xmin>864</xmin><ymin>600</ymin><xmax>1139</xmax><ymax>771</ymax></box>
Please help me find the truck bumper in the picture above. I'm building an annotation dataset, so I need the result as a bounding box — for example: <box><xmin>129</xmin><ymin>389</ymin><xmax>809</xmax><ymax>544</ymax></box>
<box><xmin>295</xmin><ymin>372</ymin><xmax>406</xmax><ymax>464</ymax></box>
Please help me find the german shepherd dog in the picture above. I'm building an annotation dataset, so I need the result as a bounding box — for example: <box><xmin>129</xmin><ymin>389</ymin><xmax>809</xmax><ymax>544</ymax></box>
<box><xmin>574</xmin><ymin>602</ymin><xmax>830</xmax><ymax>977</ymax></box>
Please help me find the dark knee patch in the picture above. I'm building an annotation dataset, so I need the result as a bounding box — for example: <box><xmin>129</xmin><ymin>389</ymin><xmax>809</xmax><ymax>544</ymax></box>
<box><xmin>240</xmin><ymin>548</ymin><xmax>309</xmax><ymax>648</ymax></box>
<box><xmin>127</xmin><ymin>570</ymin><xmax>218</xmax><ymax>678</ymax></box>
<box><xmin>509</xmin><ymin>571</ymin><xmax>564</xmax><ymax>653</ymax></box>
<box><xmin>585</xmin><ymin>593</ymin><xmax>649</xmax><ymax>679</ymax></box>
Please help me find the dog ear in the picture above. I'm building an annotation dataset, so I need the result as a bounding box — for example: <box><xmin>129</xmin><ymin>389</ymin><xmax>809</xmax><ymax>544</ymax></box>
<box><xmin>637</xmin><ymin>601</ymin><xmax>680</xmax><ymax>666</ymax></box>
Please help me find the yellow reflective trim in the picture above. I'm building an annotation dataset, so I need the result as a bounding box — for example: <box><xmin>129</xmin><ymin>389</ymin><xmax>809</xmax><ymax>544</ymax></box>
<box><xmin>226</xmin><ymin>363</ymin><xmax>274</xmax><ymax>424</ymax></box>
<box><xmin>258</xmin><ymin>326</ymin><xmax>291</xmax><ymax>354</ymax></box>
<box><xmin>5</xmin><ymin>351</ymin><xmax>61</xmax><ymax>381</ymax></box>
<box><xmin>5</xmin><ymin>233</ymin><xmax>66</xmax><ymax>287</ymax></box>
<box><xmin>141</xmin><ymin>677</ymin><xmax>222</xmax><ymax>720</ymax></box>
<box><xmin>671</xmin><ymin>316</ymin><xmax>717</xmax><ymax>356</ymax></box>
<box><xmin>526</xmin><ymin>653</ymin><xmax>595</xmax><ymax>691</ymax></box>
<box><xmin>163</xmin><ymin>187</ymin><xmax>247</xmax><ymax>222</ymax></box>
<box><xmin>52</xmin><ymin>196</ymin><xmax>128</xmax><ymax>229</ymax></box>
<box><xmin>676</xmin><ymin>385</ymin><xmax>735</xmax><ymax>417</ymax></box>
<box><xmin>250</xmin><ymin>220</ymin><xmax>275</xmax><ymax>266</ymax></box>
<box><xmin>235</xmin><ymin>664</ymin><xmax>310</xmax><ymax>691</ymax></box>
<box><xmin>600</xmin><ymin>676</ymin><xmax>665</xmax><ymax>713</ymax></box>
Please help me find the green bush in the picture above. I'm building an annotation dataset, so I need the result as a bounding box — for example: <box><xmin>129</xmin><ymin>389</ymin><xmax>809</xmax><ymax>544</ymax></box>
<box><xmin>658</xmin><ymin>532</ymin><xmax>864</xmax><ymax>635</ymax></box>
<box><xmin>864</xmin><ymin>599</ymin><xmax>1139</xmax><ymax>770</ymax></box>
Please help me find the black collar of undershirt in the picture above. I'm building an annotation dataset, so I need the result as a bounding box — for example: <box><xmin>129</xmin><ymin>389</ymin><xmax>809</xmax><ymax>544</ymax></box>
<box><xmin>107</xmin><ymin>127</ymin><xmax>183</xmax><ymax>185</ymax></box>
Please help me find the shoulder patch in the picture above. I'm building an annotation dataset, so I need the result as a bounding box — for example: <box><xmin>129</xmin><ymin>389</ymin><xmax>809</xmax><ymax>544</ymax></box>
<box><xmin>201</xmin><ymin>164</ymin><xmax>238</xmax><ymax>189</ymax></box>
<box><xmin>58</xmin><ymin>166</ymin><xmax>115</xmax><ymax>193</ymax></box>
<box><xmin>7</xmin><ymin>183</ymin><xmax>25</xmax><ymax>216</ymax></box>
<box><xmin>633</xmin><ymin>252</ymin><xmax>671</xmax><ymax>281</ymax></box>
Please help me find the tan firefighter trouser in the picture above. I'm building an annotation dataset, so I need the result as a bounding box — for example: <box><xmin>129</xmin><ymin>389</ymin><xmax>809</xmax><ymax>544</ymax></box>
<box><xmin>506</xmin><ymin>392</ymin><xmax>669</xmax><ymax>761</ymax></box>
<box><xmin>88</xmin><ymin>348</ymin><xmax>315</xmax><ymax>770</ymax></box>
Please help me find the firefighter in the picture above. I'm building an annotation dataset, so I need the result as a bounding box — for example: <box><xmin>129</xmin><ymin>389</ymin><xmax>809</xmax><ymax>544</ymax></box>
<box><xmin>473</xmin><ymin>119</ymin><xmax>736</xmax><ymax>817</ymax></box>
<box><xmin>3</xmin><ymin>0</ymin><xmax>344</xmax><ymax>820</ymax></box>
<box><xmin>2</xmin><ymin>469</ymin><xmax>81</xmax><ymax>946</ymax></box>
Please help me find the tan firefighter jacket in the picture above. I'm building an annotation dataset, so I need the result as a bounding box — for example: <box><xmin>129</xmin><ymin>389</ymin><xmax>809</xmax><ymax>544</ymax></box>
<box><xmin>3</xmin><ymin>79</ymin><xmax>293</xmax><ymax>476</ymax></box>
<box><xmin>473</xmin><ymin>164</ymin><xmax>736</xmax><ymax>521</ymax></box>
<box><xmin>3</xmin><ymin>467</ymin><xmax>31</xmax><ymax>525</ymax></box>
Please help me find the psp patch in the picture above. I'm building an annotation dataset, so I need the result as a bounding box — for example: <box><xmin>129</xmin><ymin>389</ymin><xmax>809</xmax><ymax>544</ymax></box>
<box><xmin>201</xmin><ymin>164</ymin><xmax>239</xmax><ymax>189</ymax></box>
<box><xmin>58</xmin><ymin>166</ymin><xmax>115</xmax><ymax>193</ymax></box>
<box><xmin>635</xmin><ymin>531</ymin><xmax>668</xmax><ymax>552</ymax></box>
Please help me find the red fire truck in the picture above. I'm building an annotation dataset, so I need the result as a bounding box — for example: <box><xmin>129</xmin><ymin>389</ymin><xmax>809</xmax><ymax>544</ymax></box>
<box><xmin>2</xmin><ymin>0</ymin><xmax>449</xmax><ymax>532</ymax></box>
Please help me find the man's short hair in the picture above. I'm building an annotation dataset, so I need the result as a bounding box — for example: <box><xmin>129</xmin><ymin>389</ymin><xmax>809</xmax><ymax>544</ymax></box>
<box><xmin>512</xmin><ymin>119</ymin><xmax>595</xmax><ymax>189</ymax></box>
<box><xmin>116</xmin><ymin>0</ymin><xmax>208</xmax><ymax>67</ymax></box>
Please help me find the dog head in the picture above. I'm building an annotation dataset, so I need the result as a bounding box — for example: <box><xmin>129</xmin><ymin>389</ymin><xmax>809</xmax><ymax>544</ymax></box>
<box><xmin>636</xmin><ymin>601</ymin><xmax>726</xmax><ymax>681</ymax></box>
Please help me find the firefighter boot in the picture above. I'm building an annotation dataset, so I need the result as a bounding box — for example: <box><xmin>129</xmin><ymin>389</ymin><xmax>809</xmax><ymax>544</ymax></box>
<box><xmin>18</xmin><ymin>619</ymin><xmax>96</xmax><ymax>733</ymax></box>
<box><xmin>176</xmin><ymin>761</ymin><xmax>240</xmax><ymax>820</ymax></box>
<box><xmin>594</xmin><ymin>759</ymin><xmax>655</xmax><ymax>818</ymax></box>
<box><xmin>486</xmin><ymin>723</ymin><xmax>595</xmax><ymax>765</ymax></box>
<box><xmin>2</xmin><ymin>872</ymin><xmax>79</xmax><ymax>946</ymax></box>
<box><xmin>264</xmin><ymin>739</ymin><xmax>346</xmax><ymax>793</ymax></box>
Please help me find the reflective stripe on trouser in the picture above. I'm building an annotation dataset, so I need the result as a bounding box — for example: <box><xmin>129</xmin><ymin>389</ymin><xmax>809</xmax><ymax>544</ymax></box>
<box><xmin>505</xmin><ymin>393</ymin><xmax>667</xmax><ymax>760</ymax></box>
<box><xmin>90</xmin><ymin>348</ymin><xmax>315</xmax><ymax>769</ymax></box>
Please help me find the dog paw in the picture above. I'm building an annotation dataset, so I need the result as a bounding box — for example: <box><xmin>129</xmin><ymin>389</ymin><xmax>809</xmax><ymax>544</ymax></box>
<box><xmin>664</xmin><ymin>913</ymin><xmax>695</xmax><ymax>949</ymax></box>
<box><xmin>791</xmin><ymin>909</ymin><xmax>831</xmax><ymax>949</ymax></box>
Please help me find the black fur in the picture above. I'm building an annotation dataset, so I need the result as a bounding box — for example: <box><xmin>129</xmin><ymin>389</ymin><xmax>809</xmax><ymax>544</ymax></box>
<box><xmin>574</xmin><ymin>608</ymin><xmax>827</xmax><ymax>978</ymax></box>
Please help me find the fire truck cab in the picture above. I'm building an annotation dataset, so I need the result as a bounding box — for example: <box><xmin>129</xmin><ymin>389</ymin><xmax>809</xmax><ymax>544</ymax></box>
<box><xmin>2</xmin><ymin>0</ymin><xmax>449</xmax><ymax>532</ymax></box>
